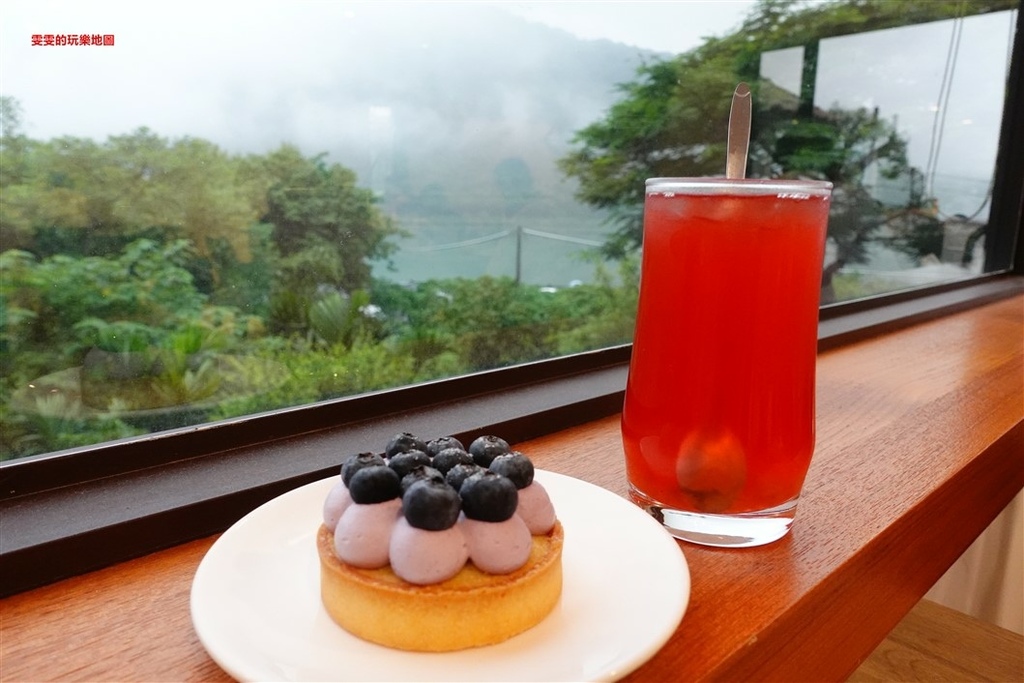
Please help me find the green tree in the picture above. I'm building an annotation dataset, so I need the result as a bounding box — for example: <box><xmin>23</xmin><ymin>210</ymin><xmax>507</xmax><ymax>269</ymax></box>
<box><xmin>260</xmin><ymin>145</ymin><xmax>398</xmax><ymax>289</ymax></box>
<box><xmin>1</xmin><ymin>123</ymin><xmax>265</xmax><ymax>280</ymax></box>
<box><xmin>0</xmin><ymin>96</ymin><xmax>30</xmax><ymax>188</ymax></box>
<box><xmin>1</xmin><ymin>96</ymin><xmax>39</xmax><ymax>250</ymax></box>
<box><xmin>559</xmin><ymin>56</ymin><xmax>736</xmax><ymax>257</ymax></box>
<box><xmin>2</xmin><ymin>239</ymin><xmax>206</xmax><ymax>368</ymax></box>
<box><xmin>0</xmin><ymin>239</ymin><xmax>258</xmax><ymax>459</ymax></box>
<box><xmin>249</xmin><ymin>145</ymin><xmax>399</xmax><ymax>333</ymax></box>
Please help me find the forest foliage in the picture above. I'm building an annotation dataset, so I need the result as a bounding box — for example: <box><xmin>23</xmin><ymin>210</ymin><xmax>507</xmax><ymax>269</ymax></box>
<box><xmin>0</xmin><ymin>101</ymin><xmax>639</xmax><ymax>458</ymax></box>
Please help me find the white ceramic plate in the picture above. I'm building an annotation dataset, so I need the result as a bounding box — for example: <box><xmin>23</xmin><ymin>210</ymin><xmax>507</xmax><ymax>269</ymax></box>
<box><xmin>191</xmin><ymin>469</ymin><xmax>690</xmax><ymax>682</ymax></box>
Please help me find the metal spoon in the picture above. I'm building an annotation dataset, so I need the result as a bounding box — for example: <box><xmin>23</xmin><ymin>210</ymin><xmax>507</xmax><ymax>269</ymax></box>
<box><xmin>726</xmin><ymin>82</ymin><xmax>751</xmax><ymax>179</ymax></box>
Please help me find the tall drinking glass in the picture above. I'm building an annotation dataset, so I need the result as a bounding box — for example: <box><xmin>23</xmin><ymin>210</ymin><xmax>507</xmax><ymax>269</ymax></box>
<box><xmin>622</xmin><ymin>178</ymin><xmax>833</xmax><ymax>547</ymax></box>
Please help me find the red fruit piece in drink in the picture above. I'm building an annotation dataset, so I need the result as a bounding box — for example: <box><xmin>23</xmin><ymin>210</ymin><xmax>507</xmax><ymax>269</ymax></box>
<box><xmin>675</xmin><ymin>430</ymin><xmax>747</xmax><ymax>513</ymax></box>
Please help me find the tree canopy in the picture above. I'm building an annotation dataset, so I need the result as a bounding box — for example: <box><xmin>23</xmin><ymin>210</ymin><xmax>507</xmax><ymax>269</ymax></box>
<box><xmin>0</xmin><ymin>112</ymin><xmax>397</xmax><ymax>298</ymax></box>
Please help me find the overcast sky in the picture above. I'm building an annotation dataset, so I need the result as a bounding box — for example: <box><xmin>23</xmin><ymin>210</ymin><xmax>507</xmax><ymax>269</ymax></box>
<box><xmin>1</xmin><ymin>0</ymin><xmax>754</xmax><ymax>141</ymax></box>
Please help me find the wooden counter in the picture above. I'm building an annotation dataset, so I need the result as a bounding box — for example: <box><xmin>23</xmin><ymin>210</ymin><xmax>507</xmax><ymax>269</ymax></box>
<box><xmin>2</xmin><ymin>295</ymin><xmax>1022</xmax><ymax>682</ymax></box>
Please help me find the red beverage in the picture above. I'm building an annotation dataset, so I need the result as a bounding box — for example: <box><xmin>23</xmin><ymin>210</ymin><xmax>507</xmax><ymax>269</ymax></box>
<box><xmin>622</xmin><ymin>179</ymin><xmax>831</xmax><ymax>543</ymax></box>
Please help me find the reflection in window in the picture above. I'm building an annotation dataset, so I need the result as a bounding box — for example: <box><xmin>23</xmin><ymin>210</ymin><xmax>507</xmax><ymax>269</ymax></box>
<box><xmin>760</xmin><ymin>10</ymin><xmax>1016</xmax><ymax>299</ymax></box>
<box><xmin>0</xmin><ymin>1</ymin><xmax>1019</xmax><ymax>460</ymax></box>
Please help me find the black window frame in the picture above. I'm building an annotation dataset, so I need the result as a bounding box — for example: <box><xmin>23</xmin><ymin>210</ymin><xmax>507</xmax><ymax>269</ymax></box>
<box><xmin>2</xmin><ymin>8</ymin><xmax>1022</xmax><ymax>598</ymax></box>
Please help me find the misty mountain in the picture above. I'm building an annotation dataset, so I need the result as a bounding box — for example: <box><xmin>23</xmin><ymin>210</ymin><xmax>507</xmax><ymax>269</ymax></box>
<box><xmin>212</xmin><ymin>4</ymin><xmax>659</xmax><ymax>283</ymax></box>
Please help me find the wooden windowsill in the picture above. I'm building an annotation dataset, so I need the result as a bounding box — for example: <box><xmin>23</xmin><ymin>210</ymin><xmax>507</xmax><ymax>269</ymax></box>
<box><xmin>1</xmin><ymin>294</ymin><xmax>1021</xmax><ymax>681</ymax></box>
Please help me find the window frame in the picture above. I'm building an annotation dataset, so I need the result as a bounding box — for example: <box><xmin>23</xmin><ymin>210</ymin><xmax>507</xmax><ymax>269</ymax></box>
<box><xmin>1</xmin><ymin>7</ymin><xmax>1022</xmax><ymax>598</ymax></box>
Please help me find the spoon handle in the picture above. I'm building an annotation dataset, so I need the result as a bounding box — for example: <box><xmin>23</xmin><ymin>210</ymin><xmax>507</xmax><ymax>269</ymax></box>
<box><xmin>726</xmin><ymin>82</ymin><xmax>752</xmax><ymax>179</ymax></box>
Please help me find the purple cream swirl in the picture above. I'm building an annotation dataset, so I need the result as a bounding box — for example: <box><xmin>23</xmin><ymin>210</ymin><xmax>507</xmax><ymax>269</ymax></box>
<box><xmin>333</xmin><ymin>497</ymin><xmax>402</xmax><ymax>568</ymax></box>
<box><xmin>389</xmin><ymin>517</ymin><xmax>469</xmax><ymax>584</ymax></box>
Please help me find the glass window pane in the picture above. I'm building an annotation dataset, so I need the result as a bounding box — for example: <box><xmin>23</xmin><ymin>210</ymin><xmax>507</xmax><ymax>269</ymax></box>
<box><xmin>798</xmin><ymin>11</ymin><xmax>1016</xmax><ymax>299</ymax></box>
<box><xmin>1</xmin><ymin>1</ymin><xmax>1019</xmax><ymax>461</ymax></box>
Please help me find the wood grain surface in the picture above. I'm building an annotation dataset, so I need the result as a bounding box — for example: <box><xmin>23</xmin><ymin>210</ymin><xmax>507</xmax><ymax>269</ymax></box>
<box><xmin>850</xmin><ymin>599</ymin><xmax>1023</xmax><ymax>682</ymax></box>
<box><xmin>1</xmin><ymin>295</ymin><xmax>1021</xmax><ymax>682</ymax></box>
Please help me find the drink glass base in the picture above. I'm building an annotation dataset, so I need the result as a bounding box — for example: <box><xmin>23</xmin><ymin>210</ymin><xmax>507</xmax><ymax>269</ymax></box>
<box><xmin>629</xmin><ymin>486</ymin><xmax>797</xmax><ymax>548</ymax></box>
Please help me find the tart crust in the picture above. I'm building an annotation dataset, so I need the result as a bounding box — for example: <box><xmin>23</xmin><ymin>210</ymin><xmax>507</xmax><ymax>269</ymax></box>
<box><xmin>317</xmin><ymin>520</ymin><xmax>563</xmax><ymax>652</ymax></box>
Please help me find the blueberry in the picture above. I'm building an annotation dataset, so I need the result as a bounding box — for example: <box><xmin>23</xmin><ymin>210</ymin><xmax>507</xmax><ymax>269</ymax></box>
<box><xmin>459</xmin><ymin>470</ymin><xmax>518</xmax><ymax>522</ymax></box>
<box><xmin>489</xmin><ymin>451</ymin><xmax>534</xmax><ymax>489</ymax></box>
<box><xmin>425</xmin><ymin>436</ymin><xmax>465</xmax><ymax>457</ymax></box>
<box><xmin>341</xmin><ymin>452</ymin><xmax>386</xmax><ymax>486</ymax></box>
<box><xmin>431</xmin><ymin>447</ymin><xmax>474</xmax><ymax>474</ymax></box>
<box><xmin>402</xmin><ymin>479</ymin><xmax>462</xmax><ymax>531</ymax></box>
<box><xmin>348</xmin><ymin>465</ymin><xmax>401</xmax><ymax>504</ymax></box>
<box><xmin>401</xmin><ymin>464</ymin><xmax>445</xmax><ymax>494</ymax></box>
<box><xmin>445</xmin><ymin>462</ymin><xmax>483</xmax><ymax>491</ymax></box>
<box><xmin>388</xmin><ymin>449</ymin><xmax>431</xmax><ymax>479</ymax></box>
<box><xmin>468</xmin><ymin>435</ymin><xmax>511</xmax><ymax>467</ymax></box>
<box><xmin>385</xmin><ymin>432</ymin><xmax>428</xmax><ymax>458</ymax></box>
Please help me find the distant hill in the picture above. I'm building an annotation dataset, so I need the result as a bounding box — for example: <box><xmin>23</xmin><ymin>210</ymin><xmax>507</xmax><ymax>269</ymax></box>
<box><xmin>217</xmin><ymin>4</ymin><xmax>658</xmax><ymax>284</ymax></box>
